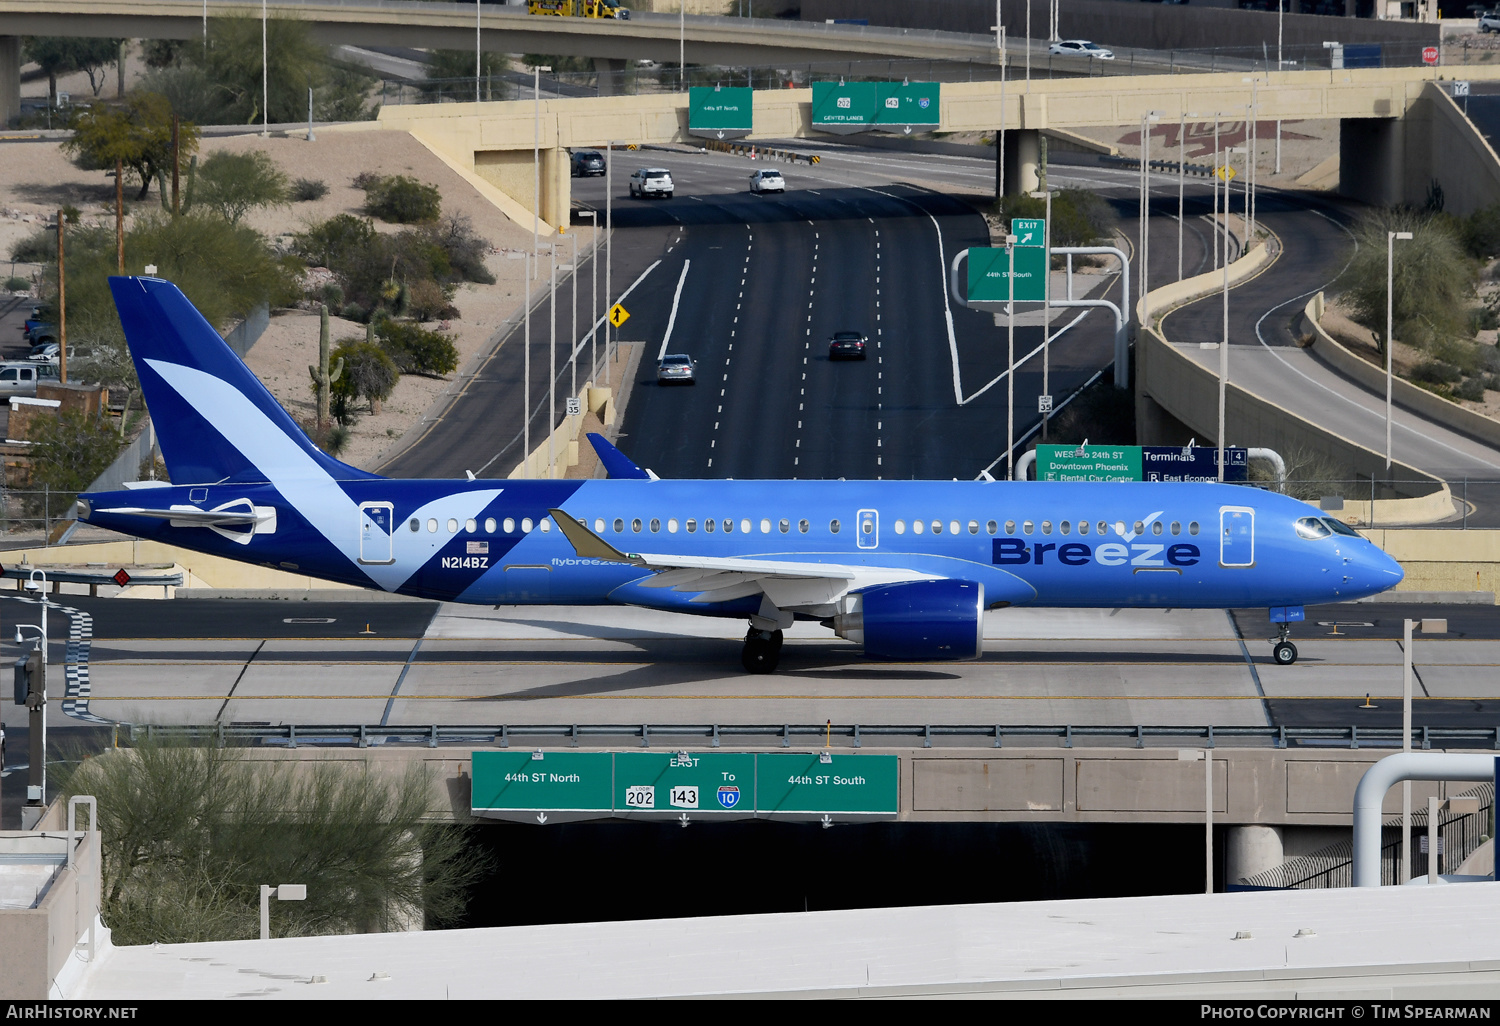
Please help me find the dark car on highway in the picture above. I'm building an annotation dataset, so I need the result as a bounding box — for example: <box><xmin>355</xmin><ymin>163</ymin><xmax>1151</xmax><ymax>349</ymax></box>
<box><xmin>571</xmin><ymin>149</ymin><xmax>606</xmax><ymax>177</ymax></box>
<box><xmin>828</xmin><ymin>331</ymin><xmax>868</xmax><ymax>360</ymax></box>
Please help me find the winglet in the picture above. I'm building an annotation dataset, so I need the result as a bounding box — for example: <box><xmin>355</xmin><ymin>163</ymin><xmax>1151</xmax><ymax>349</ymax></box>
<box><xmin>586</xmin><ymin>433</ymin><xmax>652</xmax><ymax>480</ymax></box>
<box><xmin>548</xmin><ymin>509</ymin><xmax>645</xmax><ymax>565</ymax></box>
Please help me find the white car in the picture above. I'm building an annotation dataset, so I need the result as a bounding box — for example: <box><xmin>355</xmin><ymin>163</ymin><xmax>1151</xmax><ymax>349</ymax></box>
<box><xmin>629</xmin><ymin>167</ymin><xmax>674</xmax><ymax>199</ymax></box>
<box><xmin>749</xmin><ymin>169</ymin><xmax>785</xmax><ymax>194</ymax></box>
<box><xmin>1482</xmin><ymin>11</ymin><xmax>1500</xmax><ymax>31</ymax></box>
<box><xmin>1048</xmin><ymin>39</ymin><xmax>1115</xmax><ymax>60</ymax></box>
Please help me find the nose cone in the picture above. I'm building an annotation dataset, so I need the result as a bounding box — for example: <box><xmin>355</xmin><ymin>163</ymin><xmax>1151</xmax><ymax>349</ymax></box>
<box><xmin>1350</xmin><ymin>542</ymin><xmax>1404</xmax><ymax>599</ymax></box>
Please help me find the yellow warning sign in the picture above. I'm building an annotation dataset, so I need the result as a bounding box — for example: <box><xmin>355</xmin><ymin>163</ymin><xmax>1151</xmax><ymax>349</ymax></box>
<box><xmin>608</xmin><ymin>303</ymin><xmax>630</xmax><ymax>327</ymax></box>
<box><xmin>1215</xmin><ymin>165</ymin><xmax>1238</xmax><ymax>182</ymax></box>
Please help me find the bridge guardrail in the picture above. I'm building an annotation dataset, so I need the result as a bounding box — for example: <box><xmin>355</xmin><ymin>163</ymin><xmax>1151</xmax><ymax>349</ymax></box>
<box><xmin>115</xmin><ymin>721</ymin><xmax>1500</xmax><ymax>751</ymax></box>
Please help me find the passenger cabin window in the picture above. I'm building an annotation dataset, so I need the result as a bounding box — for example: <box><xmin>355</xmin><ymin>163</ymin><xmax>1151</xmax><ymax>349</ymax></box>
<box><xmin>1296</xmin><ymin>517</ymin><xmax>1332</xmax><ymax>540</ymax></box>
<box><xmin>427</xmin><ymin>519</ymin><xmax>438</xmax><ymax>533</ymax></box>
<box><xmin>650</xmin><ymin>518</ymin><xmax>661</xmax><ymax>533</ymax></box>
<box><xmin>1189</xmin><ymin>521</ymin><xmax>1200</xmax><ymax>536</ymax></box>
<box><xmin>505</xmin><ymin>518</ymin><xmax>516</xmax><ymax>534</ymax></box>
<box><xmin>1078</xmin><ymin>521</ymin><xmax>1090</xmax><ymax>536</ymax></box>
<box><xmin>487</xmin><ymin>518</ymin><xmax>498</xmax><ymax>533</ymax></box>
<box><xmin>987</xmin><ymin>521</ymin><xmax>998</xmax><ymax>535</ymax></box>
<box><xmin>913</xmin><ymin>520</ymin><xmax>924</xmax><ymax>535</ymax></box>
<box><xmin>613</xmin><ymin>518</ymin><xmax>623</xmax><ymax>533</ymax></box>
<box><xmin>1097</xmin><ymin>521</ymin><xmax>1108</xmax><ymax>536</ymax></box>
<box><xmin>894</xmin><ymin>520</ymin><xmax>907</xmax><ymax>535</ymax></box>
<box><xmin>760</xmin><ymin>519</ymin><xmax>771</xmax><ymax>534</ymax></box>
<box><xmin>593</xmin><ymin>518</ymin><xmax>604</xmax><ymax>533</ymax></box>
<box><xmin>632</xmin><ymin>518</ymin><xmax>642</xmax><ymax>533</ymax></box>
<box><xmin>1132</xmin><ymin>521</ymin><xmax>1143</xmax><ymax>535</ymax></box>
<box><xmin>668</xmin><ymin>519</ymin><xmax>679</xmax><ymax>534</ymax></box>
<box><xmin>686</xmin><ymin>519</ymin><xmax>697</xmax><ymax>533</ymax></box>
<box><xmin>521</xmin><ymin>517</ymin><xmax>534</xmax><ymax>533</ymax></box>
<box><xmin>799</xmin><ymin>519</ymin><xmax>809</xmax><ymax>533</ymax></box>
<box><xmin>706</xmin><ymin>519</ymin><xmax>716</xmax><ymax>533</ymax></box>
<box><xmin>539</xmin><ymin>520</ymin><xmax>551</xmax><ymax>533</ymax></box>
<box><xmin>969</xmin><ymin>521</ymin><xmax>979</xmax><ymax>535</ymax></box>
<box><xmin>1151</xmin><ymin>521</ymin><xmax>1163</xmax><ymax>536</ymax></box>
<box><xmin>465</xmin><ymin>518</ymin><xmax>477</xmax><ymax>533</ymax></box>
<box><xmin>409</xmin><ymin>518</ymin><xmax>420</xmax><ymax>532</ymax></box>
<box><xmin>932</xmin><ymin>521</ymin><xmax>943</xmax><ymax>535</ymax></box>
<box><xmin>780</xmin><ymin>519</ymin><xmax>790</xmax><ymax>534</ymax></box>
<box><xmin>1170</xmin><ymin>522</ymin><xmax>1181</xmax><ymax>536</ymax></box>
<box><xmin>830</xmin><ymin>519</ymin><xmax>841</xmax><ymax>534</ymax></box>
<box><xmin>1022</xmin><ymin>520</ymin><xmax>1034</xmax><ymax>535</ymax></box>
<box><xmin>724</xmin><ymin>519</ymin><xmax>734</xmax><ymax>533</ymax></box>
<box><xmin>1040</xmin><ymin>521</ymin><xmax>1052</xmax><ymax>535</ymax></box>
<box><xmin>1005</xmin><ymin>521</ymin><xmax>1016</xmax><ymax>535</ymax></box>
<box><xmin>949</xmin><ymin>521</ymin><xmax>960</xmax><ymax>536</ymax></box>
<box><xmin>741</xmin><ymin>519</ymin><xmax>753</xmax><ymax>534</ymax></box>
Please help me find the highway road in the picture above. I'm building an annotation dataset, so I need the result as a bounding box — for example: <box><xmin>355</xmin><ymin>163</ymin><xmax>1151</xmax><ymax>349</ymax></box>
<box><xmin>383</xmin><ymin>142</ymin><xmax>1213</xmax><ymax>482</ymax></box>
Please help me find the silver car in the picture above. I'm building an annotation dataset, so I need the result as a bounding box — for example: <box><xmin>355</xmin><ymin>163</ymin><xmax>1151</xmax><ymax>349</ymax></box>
<box><xmin>657</xmin><ymin>354</ymin><xmax>695</xmax><ymax>385</ymax></box>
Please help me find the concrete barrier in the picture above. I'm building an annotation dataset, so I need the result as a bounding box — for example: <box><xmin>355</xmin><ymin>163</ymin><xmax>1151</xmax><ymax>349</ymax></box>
<box><xmin>1303</xmin><ymin>291</ymin><xmax>1500</xmax><ymax>453</ymax></box>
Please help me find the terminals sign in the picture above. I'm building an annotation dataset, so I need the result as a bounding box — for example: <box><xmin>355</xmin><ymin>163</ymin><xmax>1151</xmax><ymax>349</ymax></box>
<box><xmin>608</xmin><ymin>303</ymin><xmax>630</xmax><ymax>327</ymax></box>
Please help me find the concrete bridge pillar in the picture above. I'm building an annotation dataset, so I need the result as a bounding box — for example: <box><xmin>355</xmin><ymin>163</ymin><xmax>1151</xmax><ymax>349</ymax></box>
<box><xmin>1225</xmin><ymin>825</ymin><xmax>1283</xmax><ymax>887</ymax></box>
<box><xmin>1002</xmin><ymin>129</ymin><xmax>1041</xmax><ymax>196</ymax></box>
<box><xmin>0</xmin><ymin>37</ymin><xmax>21</xmax><ymax>127</ymax></box>
<box><xmin>594</xmin><ymin>58</ymin><xmax>627</xmax><ymax>98</ymax></box>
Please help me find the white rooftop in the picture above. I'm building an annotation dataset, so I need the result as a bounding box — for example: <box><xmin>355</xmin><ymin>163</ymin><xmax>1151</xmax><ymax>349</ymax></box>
<box><xmin>66</xmin><ymin>881</ymin><xmax>1500</xmax><ymax>999</ymax></box>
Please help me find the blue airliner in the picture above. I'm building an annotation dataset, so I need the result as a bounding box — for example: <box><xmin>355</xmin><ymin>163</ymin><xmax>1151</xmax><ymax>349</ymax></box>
<box><xmin>77</xmin><ymin>278</ymin><xmax>1403</xmax><ymax>672</ymax></box>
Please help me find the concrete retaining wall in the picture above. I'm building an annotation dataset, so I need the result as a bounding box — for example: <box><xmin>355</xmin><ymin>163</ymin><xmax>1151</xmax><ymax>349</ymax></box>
<box><xmin>802</xmin><ymin>0</ymin><xmax>1438</xmax><ymax>50</ymax></box>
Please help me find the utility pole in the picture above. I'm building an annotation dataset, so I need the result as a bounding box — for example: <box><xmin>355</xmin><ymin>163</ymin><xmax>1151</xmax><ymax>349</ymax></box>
<box><xmin>56</xmin><ymin>211</ymin><xmax>66</xmax><ymax>385</ymax></box>
<box><xmin>115</xmin><ymin>158</ymin><xmax>124</xmax><ymax>273</ymax></box>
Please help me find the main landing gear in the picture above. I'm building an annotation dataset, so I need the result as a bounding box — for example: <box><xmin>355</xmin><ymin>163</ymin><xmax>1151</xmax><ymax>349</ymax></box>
<box><xmin>742</xmin><ymin>627</ymin><xmax>783</xmax><ymax>674</ymax></box>
<box><xmin>1272</xmin><ymin>622</ymin><xmax>1299</xmax><ymax>666</ymax></box>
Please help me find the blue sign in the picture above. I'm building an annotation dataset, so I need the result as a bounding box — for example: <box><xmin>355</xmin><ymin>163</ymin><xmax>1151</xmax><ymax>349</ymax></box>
<box><xmin>1141</xmin><ymin>445</ymin><xmax>1247</xmax><ymax>483</ymax></box>
<box><xmin>717</xmin><ymin>785</ymin><xmax>741</xmax><ymax>809</ymax></box>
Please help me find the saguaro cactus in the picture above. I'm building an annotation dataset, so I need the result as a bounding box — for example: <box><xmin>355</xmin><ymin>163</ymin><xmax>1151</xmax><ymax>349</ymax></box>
<box><xmin>309</xmin><ymin>304</ymin><xmax>343</xmax><ymax>431</ymax></box>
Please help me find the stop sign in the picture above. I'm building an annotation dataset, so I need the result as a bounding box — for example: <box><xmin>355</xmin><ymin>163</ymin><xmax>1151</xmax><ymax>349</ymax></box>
<box><xmin>1424</xmin><ymin>46</ymin><xmax>1440</xmax><ymax>65</ymax></box>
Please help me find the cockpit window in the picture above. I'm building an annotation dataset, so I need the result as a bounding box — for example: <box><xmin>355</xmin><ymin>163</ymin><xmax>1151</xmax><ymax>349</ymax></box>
<box><xmin>1323</xmin><ymin>518</ymin><xmax>1361</xmax><ymax>537</ymax></box>
<box><xmin>1295</xmin><ymin>517</ymin><xmax>1332</xmax><ymax>540</ymax></box>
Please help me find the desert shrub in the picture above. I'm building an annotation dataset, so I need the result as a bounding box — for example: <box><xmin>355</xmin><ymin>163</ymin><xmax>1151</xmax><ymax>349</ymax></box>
<box><xmin>998</xmin><ymin>188</ymin><xmax>1118</xmax><ymax>249</ymax></box>
<box><xmin>1339</xmin><ymin>207</ymin><xmax>1475</xmax><ymax>353</ymax></box>
<box><xmin>1412</xmin><ymin>359</ymin><xmax>1462</xmax><ymax>385</ymax></box>
<box><xmin>4</xmin><ymin>276</ymin><xmax>30</xmax><ymax>292</ymax></box>
<box><xmin>406</xmin><ymin>279</ymin><xmax>455</xmax><ymax>321</ymax></box>
<box><xmin>362</xmin><ymin>174</ymin><xmax>441</xmax><ymax>223</ymax></box>
<box><xmin>377</xmin><ymin>319</ymin><xmax>458</xmax><ymax>376</ymax></box>
<box><xmin>1456</xmin><ymin>376</ymin><xmax>1487</xmax><ymax>402</ymax></box>
<box><xmin>194</xmin><ymin>150</ymin><xmax>289</xmax><ymax>224</ymax></box>
<box><xmin>292</xmin><ymin>177</ymin><xmax>328</xmax><ymax>201</ymax></box>
<box><xmin>330</xmin><ymin>338</ymin><xmax>398</xmax><ymax>421</ymax></box>
<box><xmin>61</xmin><ymin>740</ymin><xmax>488</xmax><ymax>943</ymax></box>
<box><xmin>1463</xmin><ymin>203</ymin><xmax>1500</xmax><ymax>261</ymax></box>
<box><xmin>292</xmin><ymin>214</ymin><xmax>491</xmax><ymax>318</ymax></box>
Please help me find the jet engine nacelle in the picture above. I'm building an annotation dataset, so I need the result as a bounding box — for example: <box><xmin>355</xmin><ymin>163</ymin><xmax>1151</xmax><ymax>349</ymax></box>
<box><xmin>831</xmin><ymin>579</ymin><xmax>985</xmax><ymax>661</ymax></box>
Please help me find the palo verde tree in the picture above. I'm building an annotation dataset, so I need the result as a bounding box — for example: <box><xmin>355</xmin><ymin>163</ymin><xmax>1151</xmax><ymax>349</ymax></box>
<box><xmin>64</xmin><ymin>92</ymin><xmax>199</xmax><ymax>200</ymax></box>
<box><xmin>1340</xmin><ymin>207</ymin><xmax>1476</xmax><ymax>354</ymax></box>
<box><xmin>194</xmin><ymin>151</ymin><xmax>290</xmax><ymax>224</ymax></box>
<box><xmin>62</xmin><ymin>740</ymin><xmax>490</xmax><ymax>944</ymax></box>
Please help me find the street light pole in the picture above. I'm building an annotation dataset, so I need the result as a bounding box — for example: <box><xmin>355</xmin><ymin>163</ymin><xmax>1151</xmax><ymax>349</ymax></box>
<box><xmin>1402</xmin><ymin>616</ymin><xmax>1414</xmax><ymax>884</ymax></box>
<box><xmin>534</xmin><ymin>65</ymin><xmax>552</xmax><ymax>273</ymax></box>
<box><xmin>1218</xmin><ymin>146</ymin><xmax>1233</xmax><ymax>483</ymax></box>
<box><xmin>605</xmin><ymin>141</ymin><xmax>614</xmax><ymax>387</ymax></box>
<box><xmin>1139</xmin><ymin>111</ymin><xmax>1159</xmax><ymax>331</ymax></box>
<box><xmin>1006</xmin><ymin>233</ymin><xmax>1016</xmax><ymax>478</ymax></box>
<box><xmin>16</xmin><ymin>570</ymin><xmax>49</xmax><ymax>813</ymax></box>
<box><xmin>548</xmin><ymin>241</ymin><xmax>557</xmax><ymax>479</ymax></box>
<box><xmin>1178</xmin><ymin>111</ymin><xmax>1186</xmax><ymax>282</ymax></box>
<box><xmin>570</xmin><ymin>229</ymin><xmax>578</xmax><ymax>402</ymax></box>
<box><xmin>524</xmin><ymin>251</ymin><xmax>531</xmax><ymax>472</ymax></box>
<box><xmin>475</xmin><ymin>0</ymin><xmax>482</xmax><ymax>105</ymax></box>
<box><xmin>261</xmin><ymin>0</ymin><xmax>269</xmax><ymax>138</ymax></box>
<box><xmin>1386</xmin><ymin>230</ymin><xmax>1413</xmax><ymax>473</ymax></box>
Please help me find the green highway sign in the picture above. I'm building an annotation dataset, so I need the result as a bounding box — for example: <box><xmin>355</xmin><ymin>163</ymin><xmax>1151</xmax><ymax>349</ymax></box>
<box><xmin>472</xmin><ymin>752</ymin><xmax>899</xmax><ymax>823</ymax></box>
<box><xmin>471</xmin><ymin>751</ymin><xmax>614</xmax><ymax>823</ymax></box>
<box><xmin>1010</xmin><ymin>218</ymin><xmax>1045</xmax><ymax>246</ymax></box>
<box><xmin>811</xmin><ymin>81</ymin><xmax>940</xmax><ymax>133</ymax></box>
<box><xmin>615</xmin><ymin>751</ymin><xmax>756</xmax><ymax>818</ymax></box>
<box><xmin>874</xmin><ymin>81</ymin><xmax>940</xmax><ymax>128</ymax></box>
<box><xmin>688</xmin><ymin>86</ymin><xmax>754</xmax><ymax>139</ymax></box>
<box><xmin>811</xmin><ymin>81</ymin><xmax>879</xmax><ymax>130</ymax></box>
<box><xmin>756</xmin><ymin>753</ymin><xmax>900</xmax><ymax>819</ymax></box>
<box><xmin>1036</xmin><ymin>444</ymin><xmax>1144</xmax><ymax>482</ymax></box>
<box><xmin>967</xmin><ymin>245</ymin><xmax>1046</xmax><ymax>304</ymax></box>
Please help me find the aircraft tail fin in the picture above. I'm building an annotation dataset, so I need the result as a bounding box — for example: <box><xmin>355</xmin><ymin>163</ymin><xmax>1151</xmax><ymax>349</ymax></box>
<box><xmin>108</xmin><ymin>276</ymin><xmax>379</xmax><ymax>485</ymax></box>
<box><xmin>587</xmin><ymin>432</ymin><xmax>652</xmax><ymax>480</ymax></box>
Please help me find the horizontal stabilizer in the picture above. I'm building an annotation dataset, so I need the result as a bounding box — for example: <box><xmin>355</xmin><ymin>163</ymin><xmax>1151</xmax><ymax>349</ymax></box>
<box><xmin>586</xmin><ymin>433</ymin><xmax>652</xmax><ymax>480</ymax></box>
<box><xmin>93</xmin><ymin>505</ymin><xmax>261</xmax><ymax>527</ymax></box>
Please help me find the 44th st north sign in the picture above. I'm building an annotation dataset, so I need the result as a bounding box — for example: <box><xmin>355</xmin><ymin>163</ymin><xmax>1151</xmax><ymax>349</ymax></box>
<box><xmin>688</xmin><ymin>86</ymin><xmax>754</xmax><ymax>140</ymax></box>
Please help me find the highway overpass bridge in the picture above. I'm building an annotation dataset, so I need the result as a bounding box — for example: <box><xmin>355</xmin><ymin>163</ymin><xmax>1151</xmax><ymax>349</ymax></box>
<box><xmin>364</xmin><ymin>65</ymin><xmax>1500</xmax><ymax>233</ymax></box>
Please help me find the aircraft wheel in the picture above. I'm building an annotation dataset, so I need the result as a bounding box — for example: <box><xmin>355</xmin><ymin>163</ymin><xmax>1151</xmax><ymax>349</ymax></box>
<box><xmin>741</xmin><ymin>629</ymin><xmax>783</xmax><ymax>674</ymax></box>
<box><xmin>1272</xmin><ymin>641</ymin><xmax>1298</xmax><ymax>666</ymax></box>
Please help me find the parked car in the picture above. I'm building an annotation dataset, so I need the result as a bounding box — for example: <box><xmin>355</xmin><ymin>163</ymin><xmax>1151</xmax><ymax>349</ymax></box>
<box><xmin>1048</xmin><ymin>39</ymin><xmax>1115</xmax><ymax>59</ymax></box>
<box><xmin>24</xmin><ymin>320</ymin><xmax>54</xmax><ymax>346</ymax></box>
<box><xmin>629</xmin><ymin>167</ymin><xmax>674</xmax><ymax>199</ymax></box>
<box><xmin>1482</xmin><ymin>11</ymin><xmax>1500</xmax><ymax>31</ymax></box>
<box><xmin>27</xmin><ymin>342</ymin><xmax>78</xmax><ymax>365</ymax></box>
<box><xmin>571</xmin><ymin>149</ymin><xmax>606</xmax><ymax>177</ymax></box>
<box><xmin>828</xmin><ymin>331</ymin><xmax>868</xmax><ymax>360</ymax></box>
<box><xmin>749</xmin><ymin>169</ymin><xmax>785</xmax><ymax>194</ymax></box>
<box><xmin>656</xmin><ymin>353</ymin><xmax>696</xmax><ymax>384</ymax></box>
<box><xmin>0</xmin><ymin>361</ymin><xmax>57</xmax><ymax>397</ymax></box>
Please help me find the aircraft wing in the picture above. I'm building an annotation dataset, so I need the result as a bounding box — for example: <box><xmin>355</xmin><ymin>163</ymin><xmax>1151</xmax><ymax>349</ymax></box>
<box><xmin>548</xmin><ymin>507</ymin><xmax>934</xmax><ymax>607</ymax></box>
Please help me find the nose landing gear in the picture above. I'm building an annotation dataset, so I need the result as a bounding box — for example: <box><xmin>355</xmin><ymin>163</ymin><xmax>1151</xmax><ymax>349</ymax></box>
<box><xmin>1271</xmin><ymin>623</ymin><xmax>1298</xmax><ymax>665</ymax></box>
<box><xmin>742</xmin><ymin>627</ymin><xmax>783</xmax><ymax>674</ymax></box>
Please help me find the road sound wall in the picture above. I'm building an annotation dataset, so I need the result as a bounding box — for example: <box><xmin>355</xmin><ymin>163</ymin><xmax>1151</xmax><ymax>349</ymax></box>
<box><xmin>801</xmin><ymin>0</ymin><xmax>1437</xmax><ymax>51</ymax></box>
